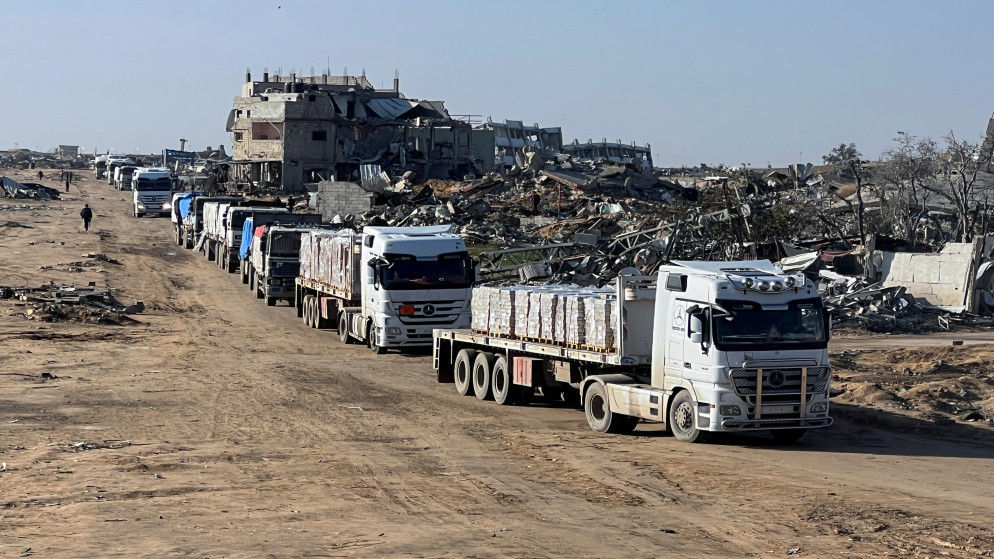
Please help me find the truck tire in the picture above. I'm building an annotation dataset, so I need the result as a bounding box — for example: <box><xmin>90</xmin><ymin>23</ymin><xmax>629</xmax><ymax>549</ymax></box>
<box><xmin>367</xmin><ymin>323</ymin><xmax>387</xmax><ymax>355</ymax></box>
<box><xmin>266</xmin><ymin>296</ymin><xmax>276</xmax><ymax>307</ymax></box>
<box><xmin>302</xmin><ymin>295</ymin><xmax>313</xmax><ymax>326</ymax></box>
<box><xmin>240</xmin><ymin>264</ymin><xmax>249</xmax><ymax>284</ymax></box>
<box><xmin>339</xmin><ymin>313</ymin><xmax>356</xmax><ymax>344</ymax></box>
<box><xmin>175</xmin><ymin>228</ymin><xmax>183</xmax><ymax>246</ymax></box>
<box><xmin>770</xmin><ymin>429</ymin><xmax>806</xmax><ymax>444</ymax></box>
<box><xmin>491</xmin><ymin>355</ymin><xmax>521</xmax><ymax>405</ymax></box>
<box><xmin>453</xmin><ymin>349</ymin><xmax>477</xmax><ymax>396</ymax></box>
<box><xmin>472</xmin><ymin>352</ymin><xmax>496</xmax><ymax>401</ymax></box>
<box><xmin>584</xmin><ymin>383</ymin><xmax>637</xmax><ymax>434</ymax></box>
<box><xmin>309</xmin><ymin>297</ymin><xmax>320</xmax><ymax>328</ymax></box>
<box><xmin>669</xmin><ymin>390</ymin><xmax>705</xmax><ymax>443</ymax></box>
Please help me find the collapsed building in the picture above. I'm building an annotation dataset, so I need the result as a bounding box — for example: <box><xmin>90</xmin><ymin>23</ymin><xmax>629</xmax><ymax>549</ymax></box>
<box><xmin>225</xmin><ymin>71</ymin><xmax>495</xmax><ymax>193</ymax></box>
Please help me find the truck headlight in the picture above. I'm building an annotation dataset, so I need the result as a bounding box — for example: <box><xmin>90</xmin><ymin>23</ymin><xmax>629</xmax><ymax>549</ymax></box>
<box><xmin>137</xmin><ymin>204</ymin><xmax>145</xmax><ymax>210</ymax></box>
<box><xmin>386</xmin><ymin>327</ymin><xmax>401</xmax><ymax>335</ymax></box>
<box><xmin>719</xmin><ymin>405</ymin><xmax>741</xmax><ymax>415</ymax></box>
<box><xmin>810</xmin><ymin>402</ymin><xmax>828</xmax><ymax>413</ymax></box>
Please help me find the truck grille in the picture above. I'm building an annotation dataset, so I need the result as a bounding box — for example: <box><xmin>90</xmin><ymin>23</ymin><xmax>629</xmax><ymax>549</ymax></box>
<box><xmin>394</xmin><ymin>299</ymin><xmax>464</xmax><ymax>325</ymax></box>
<box><xmin>729</xmin><ymin>366</ymin><xmax>831</xmax><ymax>408</ymax></box>
<box><xmin>270</xmin><ymin>261</ymin><xmax>299</xmax><ymax>277</ymax></box>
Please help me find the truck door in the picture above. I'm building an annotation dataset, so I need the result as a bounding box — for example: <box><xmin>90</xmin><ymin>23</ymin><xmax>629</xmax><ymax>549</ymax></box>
<box><xmin>667</xmin><ymin>301</ymin><xmax>685</xmax><ymax>370</ymax></box>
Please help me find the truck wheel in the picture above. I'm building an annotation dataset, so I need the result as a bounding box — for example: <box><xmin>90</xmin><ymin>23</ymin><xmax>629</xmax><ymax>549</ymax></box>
<box><xmin>367</xmin><ymin>323</ymin><xmax>387</xmax><ymax>355</ymax></box>
<box><xmin>176</xmin><ymin>228</ymin><xmax>183</xmax><ymax>246</ymax></box>
<box><xmin>302</xmin><ymin>295</ymin><xmax>313</xmax><ymax>326</ymax></box>
<box><xmin>584</xmin><ymin>383</ymin><xmax>637</xmax><ymax>434</ymax></box>
<box><xmin>240</xmin><ymin>265</ymin><xmax>249</xmax><ymax>284</ymax></box>
<box><xmin>491</xmin><ymin>355</ymin><xmax>521</xmax><ymax>405</ymax></box>
<box><xmin>309</xmin><ymin>298</ymin><xmax>320</xmax><ymax>328</ymax></box>
<box><xmin>453</xmin><ymin>349</ymin><xmax>477</xmax><ymax>396</ymax></box>
<box><xmin>669</xmin><ymin>390</ymin><xmax>705</xmax><ymax>443</ymax></box>
<box><xmin>266</xmin><ymin>297</ymin><xmax>276</xmax><ymax>307</ymax></box>
<box><xmin>472</xmin><ymin>352</ymin><xmax>496</xmax><ymax>401</ymax></box>
<box><xmin>338</xmin><ymin>313</ymin><xmax>355</xmax><ymax>344</ymax></box>
<box><xmin>771</xmin><ymin>429</ymin><xmax>806</xmax><ymax>444</ymax></box>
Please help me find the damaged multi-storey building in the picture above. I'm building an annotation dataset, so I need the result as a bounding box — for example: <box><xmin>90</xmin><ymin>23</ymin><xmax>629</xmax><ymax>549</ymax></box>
<box><xmin>483</xmin><ymin>119</ymin><xmax>563</xmax><ymax>171</ymax></box>
<box><xmin>562</xmin><ymin>139</ymin><xmax>653</xmax><ymax>170</ymax></box>
<box><xmin>225</xmin><ymin>71</ymin><xmax>494</xmax><ymax>192</ymax></box>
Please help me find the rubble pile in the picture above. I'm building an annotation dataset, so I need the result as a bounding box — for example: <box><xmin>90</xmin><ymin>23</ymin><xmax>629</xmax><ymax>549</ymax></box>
<box><xmin>305</xmin><ymin>152</ymin><xmax>994</xmax><ymax>333</ymax></box>
<box><xmin>1</xmin><ymin>176</ymin><xmax>62</xmax><ymax>200</ymax></box>
<box><xmin>0</xmin><ymin>283</ymin><xmax>144</xmax><ymax>324</ymax></box>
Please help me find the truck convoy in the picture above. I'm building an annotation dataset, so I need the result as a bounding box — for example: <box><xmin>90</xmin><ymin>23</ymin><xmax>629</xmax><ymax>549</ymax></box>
<box><xmin>201</xmin><ymin>201</ymin><xmax>289</xmax><ymax>272</ymax></box>
<box><xmin>131</xmin><ymin>167</ymin><xmax>175</xmax><ymax>217</ymax></box>
<box><xmin>295</xmin><ymin>225</ymin><xmax>474</xmax><ymax>354</ymax></box>
<box><xmin>105</xmin><ymin>156</ymin><xmax>135</xmax><ymax>187</ymax></box>
<box><xmin>165</xmin><ymin>189</ymin><xmax>832</xmax><ymax>444</ymax></box>
<box><xmin>241</xmin><ymin>220</ymin><xmax>322</xmax><ymax>306</ymax></box>
<box><xmin>177</xmin><ymin>195</ymin><xmax>244</xmax><ymax>249</ymax></box>
<box><xmin>433</xmin><ymin>260</ymin><xmax>832</xmax><ymax>443</ymax></box>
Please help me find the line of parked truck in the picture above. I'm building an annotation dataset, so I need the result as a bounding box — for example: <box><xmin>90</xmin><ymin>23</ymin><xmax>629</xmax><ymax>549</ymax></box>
<box><xmin>164</xmin><ymin>191</ymin><xmax>834</xmax><ymax>443</ymax></box>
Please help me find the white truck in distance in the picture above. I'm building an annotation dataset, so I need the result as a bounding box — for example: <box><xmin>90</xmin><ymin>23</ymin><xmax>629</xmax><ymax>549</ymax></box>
<box><xmin>131</xmin><ymin>167</ymin><xmax>174</xmax><ymax>217</ymax></box>
<box><xmin>105</xmin><ymin>156</ymin><xmax>135</xmax><ymax>187</ymax></box>
<box><xmin>433</xmin><ymin>260</ymin><xmax>832</xmax><ymax>443</ymax></box>
<box><xmin>297</xmin><ymin>225</ymin><xmax>473</xmax><ymax>353</ymax></box>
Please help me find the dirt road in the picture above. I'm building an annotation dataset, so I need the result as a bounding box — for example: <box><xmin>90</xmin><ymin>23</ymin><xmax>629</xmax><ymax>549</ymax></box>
<box><xmin>1</xmin><ymin>170</ymin><xmax>993</xmax><ymax>558</ymax></box>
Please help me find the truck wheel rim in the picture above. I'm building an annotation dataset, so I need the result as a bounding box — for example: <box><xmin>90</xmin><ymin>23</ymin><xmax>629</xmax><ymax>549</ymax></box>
<box><xmin>675</xmin><ymin>402</ymin><xmax>694</xmax><ymax>432</ymax></box>
<box><xmin>590</xmin><ymin>394</ymin><xmax>607</xmax><ymax>422</ymax></box>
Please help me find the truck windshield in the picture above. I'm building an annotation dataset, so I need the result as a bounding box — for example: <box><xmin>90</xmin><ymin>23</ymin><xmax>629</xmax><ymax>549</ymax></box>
<box><xmin>712</xmin><ymin>298</ymin><xmax>827</xmax><ymax>350</ymax></box>
<box><xmin>135</xmin><ymin>178</ymin><xmax>171</xmax><ymax>192</ymax></box>
<box><xmin>380</xmin><ymin>253</ymin><xmax>472</xmax><ymax>290</ymax></box>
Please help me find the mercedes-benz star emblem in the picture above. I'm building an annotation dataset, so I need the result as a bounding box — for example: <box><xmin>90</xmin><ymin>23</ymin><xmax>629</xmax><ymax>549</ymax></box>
<box><xmin>422</xmin><ymin>304</ymin><xmax>436</xmax><ymax>316</ymax></box>
<box><xmin>767</xmin><ymin>370</ymin><xmax>786</xmax><ymax>389</ymax></box>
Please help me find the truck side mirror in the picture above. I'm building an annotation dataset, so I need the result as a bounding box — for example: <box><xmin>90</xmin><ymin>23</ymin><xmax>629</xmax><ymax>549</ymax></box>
<box><xmin>689</xmin><ymin>315</ymin><xmax>703</xmax><ymax>344</ymax></box>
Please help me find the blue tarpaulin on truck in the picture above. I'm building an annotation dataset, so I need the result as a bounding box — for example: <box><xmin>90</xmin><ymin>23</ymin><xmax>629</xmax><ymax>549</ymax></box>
<box><xmin>176</xmin><ymin>193</ymin><xmax>200</xmax><ymax>219</ymax></box>
<box><xmin>239</xmin><ymin>217</ymin><xmax>255</xmax><ymax>261</ymax></box>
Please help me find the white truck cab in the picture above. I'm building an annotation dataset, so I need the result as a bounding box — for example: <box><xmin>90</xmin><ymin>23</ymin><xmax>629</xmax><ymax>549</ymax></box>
<box><xmin>359</xmin><ymin>225</ymin><xmax>474</xmax><ymax>351</ymax></box>
<box><xmin>132</xmin><ymin>167</ymin><xmax>174</xmax><ymax>217</ymax></box>
<box><xmin>644</xmin><ymin>260</ymin><xmax>832</xmax><ymax>441</ymax></box>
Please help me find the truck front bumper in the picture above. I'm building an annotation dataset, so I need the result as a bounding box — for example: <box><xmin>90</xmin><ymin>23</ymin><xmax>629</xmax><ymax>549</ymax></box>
<box><xmin>720</xmin><ymin>417</ymin><xmax>833</xmax><ymax>430</ymax></box>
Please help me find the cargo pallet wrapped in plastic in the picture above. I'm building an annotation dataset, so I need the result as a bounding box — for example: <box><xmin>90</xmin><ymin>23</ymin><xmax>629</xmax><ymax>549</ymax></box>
<box><xmin>583</xmin><ymin>296</ymin><xmax>617</xmax><ymax>350</ymax></box>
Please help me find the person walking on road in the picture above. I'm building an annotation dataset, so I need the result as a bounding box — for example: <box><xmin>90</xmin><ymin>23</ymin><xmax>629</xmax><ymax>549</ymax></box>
<box><xmin>80</xmin><ymin>204</ymin><xmax>93</xmax><ymax>231</ymax></box>
<box><xmin>65</xmin><ymin>175</ymin><xmax>71</xmax><ymax>192</ymax></box>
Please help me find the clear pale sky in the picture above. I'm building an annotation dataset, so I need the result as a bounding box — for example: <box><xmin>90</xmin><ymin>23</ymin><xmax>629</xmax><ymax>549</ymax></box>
<box><xmin>2</xmin><ymin>0</ymin><xmax>992</xmax><ymax>168</ymax></box>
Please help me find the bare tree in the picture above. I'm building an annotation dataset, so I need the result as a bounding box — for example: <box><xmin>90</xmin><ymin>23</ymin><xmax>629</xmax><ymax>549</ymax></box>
<box><xmin>926</xmin><ymin>131</ymin><xmax>992</xmax><ymax>242</ymax></box>
<box><xmin>880</xmin><ymin>132</ymin><xmax>937</xmax><ymax>242</ymax></box>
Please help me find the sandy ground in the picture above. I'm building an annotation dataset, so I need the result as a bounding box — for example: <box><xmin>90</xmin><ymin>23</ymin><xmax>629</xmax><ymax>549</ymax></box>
<box><xmin>1</xmin><ymin>168</ymin><xmax>993</xmax><ymax>558</ymax></box>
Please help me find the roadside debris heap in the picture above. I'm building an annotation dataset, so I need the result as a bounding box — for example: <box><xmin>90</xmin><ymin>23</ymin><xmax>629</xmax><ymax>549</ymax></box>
<box><xmin>0</xmin><ymin>283</ymin><xmax>144</xmax><ymax>324</ymax></box>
